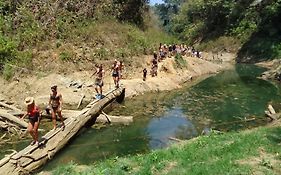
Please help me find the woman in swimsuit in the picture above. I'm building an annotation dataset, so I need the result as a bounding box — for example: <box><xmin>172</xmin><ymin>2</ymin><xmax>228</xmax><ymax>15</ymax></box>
<box><xmin>21</xmin><ymin>97</ymin><xmax>40</xmax><ymax>146</ymax></box>
<box><xmin>49</xmin><ymin>85</ymin><xmax>65</xmax><ymax>130</ymax></box>
<box><xmin>94</xmin><ymin>64</ymin><xmax>105</xmax><ymax>99</ymax></box>
<box><xmin>112</xmin><ymin>59</ymin><xmax>120</xmax><ymax>88</ymax></box>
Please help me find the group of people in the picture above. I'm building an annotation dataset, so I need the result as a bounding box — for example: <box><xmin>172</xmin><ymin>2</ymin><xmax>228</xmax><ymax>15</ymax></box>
<box><xmin>22</xmin><ymin>85</ymin><xmax>64</xmax><ymax>146</ymax></box>
<box><xmin>158</xmin><ymin>43</ymin><xmax>203</xmax><ymax>60</ymax></box>
<box><xmin>144</xmin><ymin>43</ymin><xmax>203</xmax><ymax>81</ymax></box>
<box><xmin>22</xmin><ymin>45</ymin><xmax>203</xmax><ymax>146</ymax></box>
<box><xmin>92</xmin><ymin>59</ymin><xmax>124</xmax><ymax>99</ymax></box>
<box><xmin>22</xmin><ymin>59</ymin><xmax>126</xmax><ymax>146</ymax></box>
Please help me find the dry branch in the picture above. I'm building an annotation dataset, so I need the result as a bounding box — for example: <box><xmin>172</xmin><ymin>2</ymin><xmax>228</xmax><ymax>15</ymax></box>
<box><xmin>77</xmin><ymin>94</ymin><xmax>85</xmax><ymax>109</ymax></box>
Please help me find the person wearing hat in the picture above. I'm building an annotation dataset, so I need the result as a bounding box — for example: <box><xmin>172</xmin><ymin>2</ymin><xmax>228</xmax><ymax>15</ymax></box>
<box><xmin>49</xmin><ymin>85</ymin><xmax>65</xmax><ymax>130</ymax></box>
<box><xmin>21</xmin><ymin>97</ymin><xmax>40</xmax><ymax>146</ymax></box>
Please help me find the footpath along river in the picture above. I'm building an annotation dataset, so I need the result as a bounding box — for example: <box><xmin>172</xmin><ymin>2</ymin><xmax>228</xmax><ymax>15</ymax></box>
<box><xmin>7</xmin><ymin>64</ymin><xmax>281</xmax><ymax>171</ymax></box>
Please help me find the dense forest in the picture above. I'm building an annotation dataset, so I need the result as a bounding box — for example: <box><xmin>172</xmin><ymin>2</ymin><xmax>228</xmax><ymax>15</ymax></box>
<box><xmin>154</xmin><ymin>0</ymin><xmax>281</xmax><ymax>62</ymax></box>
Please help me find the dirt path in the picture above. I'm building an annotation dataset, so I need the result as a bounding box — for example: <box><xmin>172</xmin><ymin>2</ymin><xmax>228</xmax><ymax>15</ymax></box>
<box><xmin>0</xmin><ymin>54</ymin><xmax>235</xmax><ymax>110</ymax></box>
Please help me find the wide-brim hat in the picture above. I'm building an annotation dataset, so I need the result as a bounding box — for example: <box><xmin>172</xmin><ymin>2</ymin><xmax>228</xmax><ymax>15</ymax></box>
<box><xmin>24</xmin><ymin>97</ymin><xmax>34</xmax><ymax>106</ymax></box>
<box><xmin>51</xmin><ymin>85</ymin><xmax>57</xmax><ymax>90</ymax></box>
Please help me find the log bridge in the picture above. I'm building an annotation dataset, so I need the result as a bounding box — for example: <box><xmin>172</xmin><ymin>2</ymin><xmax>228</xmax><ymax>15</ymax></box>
<box><xmin>0</xmin><ymin>87</ymin><xmax>125</xmax><ymax>174</ymax></box>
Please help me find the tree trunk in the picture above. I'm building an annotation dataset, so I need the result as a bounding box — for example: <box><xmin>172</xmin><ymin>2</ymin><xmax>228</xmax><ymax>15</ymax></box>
<box><xmin>96</xmin><ymin>113</ymin><xmax>133</xmax><ymax>124</ymax></box>
<box><xmin>0</xmin><ymin>109</ymin><xmax>28</xmax><ymax>128</ymax></box>
<box><xmin>0</xmin><ymin>87</ymin><xmax>125</xmax><ymax>174</ymax></box>
<box><xmin>0</xmin><ymin>102</ymin><xmax>23</xmax><ymax>114</ymax></box>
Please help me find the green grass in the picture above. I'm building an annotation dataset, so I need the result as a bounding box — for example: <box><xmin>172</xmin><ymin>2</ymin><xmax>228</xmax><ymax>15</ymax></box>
<box><xmin>50</xmin><ymin>125</ymin><xmax>281</xmax><ymax>175</ymax></box>
<box><xmin>174</xmin><ymin>53</ymin><xmax>187</xmax><ymax>69</ymax></box>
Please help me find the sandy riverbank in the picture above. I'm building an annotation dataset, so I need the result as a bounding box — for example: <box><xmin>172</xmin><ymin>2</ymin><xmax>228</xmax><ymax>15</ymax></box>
<box><xmin>0</xmin><ymin>54</ymin><xmax>235</xmax><ymax>110</ymax></box>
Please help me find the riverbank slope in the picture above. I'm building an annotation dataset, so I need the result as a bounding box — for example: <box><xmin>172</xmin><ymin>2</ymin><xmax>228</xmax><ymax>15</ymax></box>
<box><xmin>0</xmin><ymin>54</ymin><xmax>234</xmax><ymax>110</ymax></box>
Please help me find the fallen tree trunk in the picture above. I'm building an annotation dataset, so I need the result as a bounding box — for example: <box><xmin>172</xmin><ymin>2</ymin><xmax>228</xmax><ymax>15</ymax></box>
<box><xmin>96</xmin><ymin>113</ymin><xmax>133</xmax><ymax>124</ymax></box>
<box><xmin>41</xmin><ymin>110</ymin><xmax>82</xmax><ymax>120</ymax></box>
<box><xmin>0</xmin><ymin>109</ymin><xmax>28</xmax><ymax>128</ymax></box>
<box><xmin>0</xmin><ymin>87</ymin><xmax>125</xmax><ymax>174</ymax></box>
<box><xmin>0</xmin><ymin>102</ymin><xmax>23</xmax><ymax>114</ymax></box>
<box><xmin>42</xmin><ymin>110</ymin><xmax>133</xmax><ymax>125</ymax></box>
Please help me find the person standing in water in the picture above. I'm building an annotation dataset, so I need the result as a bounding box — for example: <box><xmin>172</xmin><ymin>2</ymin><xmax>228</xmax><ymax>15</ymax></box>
<box><xmin>49</xmin><ymin>85</ymin><xmax>65</xmax><ymax>130</ymax></box>
<box><xmin>21</xmin><ymin>97</ymin><xmax>40</xmax><ymax>146</ymax></box>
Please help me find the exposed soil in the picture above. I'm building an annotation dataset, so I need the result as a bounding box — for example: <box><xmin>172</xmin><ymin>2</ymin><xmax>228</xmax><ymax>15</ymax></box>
<box><xmin>0</xmin><ymin>54</ymin><xmax>235</xmax><ymax>111</ymax></box>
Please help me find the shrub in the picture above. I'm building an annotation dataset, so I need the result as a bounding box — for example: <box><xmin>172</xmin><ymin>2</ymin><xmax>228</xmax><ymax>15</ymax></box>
<box><xmin>0</xmin><ymin>34</ymin><xmax>17</xmax><ymax>68</ymax></box>
<box><xmin>2</xmin><ymin>63</ymin><xmax>14</xmax><ymax>80</ymax></box>
<box><xmin>174</xmin><ymin>53</ymin><xmax>187</xmax><ymax>69</ymax></box>
<box><xmin>59</xmin><ymin>51</ymin><xmax>73</xmax><ymax>61</ymax></box>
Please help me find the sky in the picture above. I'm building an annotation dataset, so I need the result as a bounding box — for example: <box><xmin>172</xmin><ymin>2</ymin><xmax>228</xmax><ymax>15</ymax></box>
<box><xmin>150</xmin><ymin>0</ymin><xmax>164</xmax><ymax>5</ymax></box>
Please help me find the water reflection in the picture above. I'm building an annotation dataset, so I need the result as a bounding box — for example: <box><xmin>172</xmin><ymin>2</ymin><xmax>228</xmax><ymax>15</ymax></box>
<box><xmin>147</xmin><ymin>108</ymin><xmax>197</xmax><ymax>149</ymax></box>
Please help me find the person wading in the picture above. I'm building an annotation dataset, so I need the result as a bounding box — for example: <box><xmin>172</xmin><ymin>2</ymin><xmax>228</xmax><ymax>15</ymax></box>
<box><xmin>92</xmin><ymin>64</ymin><xmax>105</xmax><ymax>99</ymax></box>
<box><xmin>49</xmin><ymin>85</ymin><xmax>65</xmax><ymax>130</ymax></box>
<box><xmin>21</xmin><ymin>97</ymin><xmax>40</xmax><ymax>146</ymax></box>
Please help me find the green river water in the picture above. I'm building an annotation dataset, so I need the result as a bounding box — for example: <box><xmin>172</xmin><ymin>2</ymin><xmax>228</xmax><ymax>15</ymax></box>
<box><xmin>2</xmin><ymin>64</ymin><xmax>281</xmax><ymax>172</ymax></box>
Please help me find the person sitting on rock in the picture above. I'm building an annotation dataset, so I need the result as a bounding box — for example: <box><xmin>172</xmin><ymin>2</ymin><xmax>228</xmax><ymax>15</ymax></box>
<box><xmin>21</xmin><ymin>97</ymin><xmax>40</xmax><ymax>146</ymax></box>
<box><xmin>49</xmin><ymin>85</ymin><xmax>65</xmax><ymax>130</ymax></box>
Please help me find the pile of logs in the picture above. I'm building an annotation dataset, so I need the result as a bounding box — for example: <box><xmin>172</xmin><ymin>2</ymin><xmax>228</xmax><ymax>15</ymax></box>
<box><xmin>0</xmin><ymin>101</ymin><xmax>27</xmax><ymax>140</ymax></box>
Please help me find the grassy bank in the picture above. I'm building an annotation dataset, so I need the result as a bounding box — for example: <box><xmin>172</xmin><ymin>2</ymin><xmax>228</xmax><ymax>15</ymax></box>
<box><xmin>50</xmin><ymin>123</ymin><xmax>281</xmax><ymax>175</ymax></box>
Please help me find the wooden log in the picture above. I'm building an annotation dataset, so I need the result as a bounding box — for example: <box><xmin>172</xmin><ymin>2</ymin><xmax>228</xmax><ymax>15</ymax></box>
<box><xmin>0</xmin><ymin>102</ymin><xmax>23</xmax><ymax>113</ymax></box>
<box><xmin>0</xmin><ymin>109</ymin><xmax>28</xmax><ymax>128</ymax></box>
<box><xmin>268</xmin><ymin>104</ymin><xmax>276</xmax><ymax>114</ymax></box>
<box><xmin>96</xmin><ymin>114</ymin><xmax>133</xmax><ymax>124</ymax></box>
<box><xmin>0</xmin><ymin>87</ymin><xmax>125</xmax><ymax>174</ymax></box>
<box><xmin>101</xmin><ymin>111</ymin><xmax>111</xmax><ymax>123</ymax></box>
<box><xmin>43</xmin><ymin>109</ymin><xmax>132</xmax><ymax>124</ymax></box>
<box><xmin>168</xmin><ymin>137</ymin><xmax>183</xmax><ymax>142</ymax></box>
<box><xmin>265</xmin><ymin>110</ymin><xmax>277</xmax><ymax>121</ymax></box>
<box><xmin>41</xmin><ymin>110</ymin><xmax>82</xmax><ymax>120</ymax></box>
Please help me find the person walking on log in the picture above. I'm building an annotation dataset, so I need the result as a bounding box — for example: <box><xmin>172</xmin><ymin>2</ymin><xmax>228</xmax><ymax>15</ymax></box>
<box><xmin>21</xmin><ymin>97</ymin><xmax>40</xmax><ymax>146</ymax></box>
<box><xmin>93</xmin><ymin>64</ymin><xmax>105</xmax><ymax>99</ymax></box>
<box><xmin>49</xmin><ymin>85</ymin><xmax>65</xmax><ymax>130</ymax></box>
<box><xmin>112</xmin><ymin>59</ymin><xmax>120</xmax><ymax>88</ymax></box>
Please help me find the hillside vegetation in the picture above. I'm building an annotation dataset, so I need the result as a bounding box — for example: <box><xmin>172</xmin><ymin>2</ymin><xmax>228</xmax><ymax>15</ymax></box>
<box><xmin>0</xmin><ymin>0</ymin><xmax>178</xmax><ymax>79</ymax></box>
<box><xmin>155</xmin><ymin>0</ymin><xmax>281</xmax><ymax>62</ymax></box>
